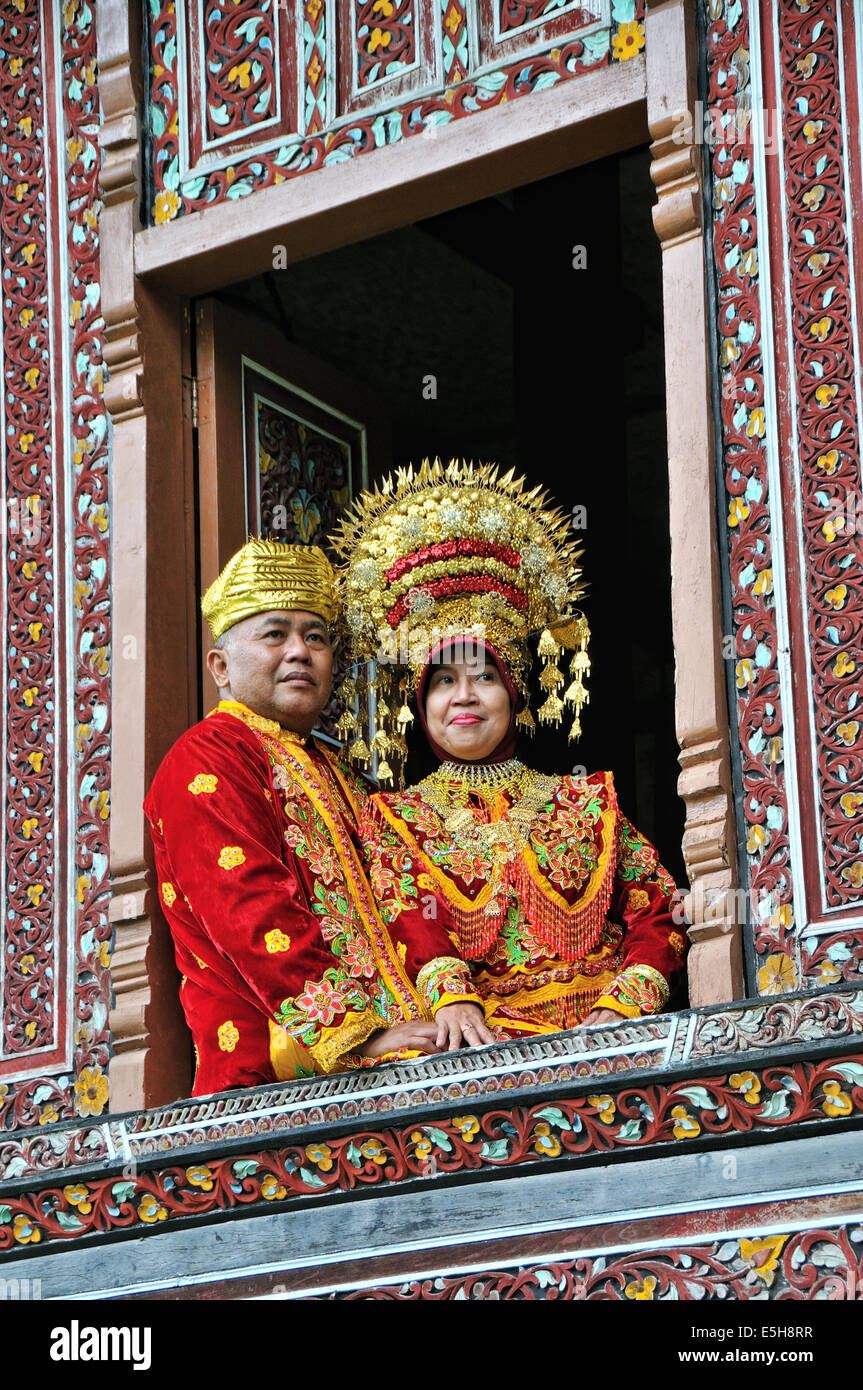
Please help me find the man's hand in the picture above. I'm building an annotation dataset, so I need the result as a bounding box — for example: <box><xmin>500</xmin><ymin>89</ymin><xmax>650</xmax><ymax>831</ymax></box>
<box><xmin>434</xmin><ymin>1002</ymin><xmax>495</xmax><ymax>1051</ymax></box>
<box><xmin>580</xmin><ymin>1007</ymin><xmax>624</xmax><ymax>1028</ymax></box>
<box><xmin>356</xmin><ymin>1020</ymin><xmax>443</xmax><ymax>1059</ymax></box>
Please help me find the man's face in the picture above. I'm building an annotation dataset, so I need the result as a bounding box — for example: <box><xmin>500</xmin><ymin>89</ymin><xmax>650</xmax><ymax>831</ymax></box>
<box><xmin>207</xmin><ymin>609</ymin><xmax>334</xmax><ymax>734</ymax></box>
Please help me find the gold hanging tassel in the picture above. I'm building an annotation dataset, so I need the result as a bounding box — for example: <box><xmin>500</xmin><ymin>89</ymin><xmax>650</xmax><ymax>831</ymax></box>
<box><xmin>336</xmin><ymin>708</ymin><xmax>358</xmax><ymax>738</ymax></box>
<box><xmin>396</xmin><ymin>701</ymin><xmax>413</xmax><ymax>730</ymax></box>
<box><xmin>537</xmin><ymin>628</ymin><xmax>560</xmax><ymax>660</ymax></box>
<box><xmin>370</xmin><ymin>727</ymin><xmax>391</xmax><ymax>754</ymax></box>
<box><xmin>539</xmin><ymin>662</ymin><xmax>563</xmax><ymax>692</ymax></box>
<box><xmin>376</xmin><ymin>757</ymin><xmax>394</xmax><ymax>785</ymax></box>
<box><xmin>348</xmin><ymin>736</ymin><xmax>371</xmax><ymax>766</ymax></box>
<box><xmin>537</xmin><ymin>691</ymin><xmax>564</xmax><ymax>725</ymax></box>
<box><xmin>516</xmin><ymin>706</ymin><xmax>536</xmax><ymax>731</ymax></box>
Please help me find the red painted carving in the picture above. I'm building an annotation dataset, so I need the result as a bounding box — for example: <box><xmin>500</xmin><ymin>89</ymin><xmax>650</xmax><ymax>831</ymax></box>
<box><xmin>705</xmin><ymin>0</ymin><xmax>798</xmax><ymax>991</ymax></box>
<box><xmin>776</xmin><ymin>1</ymin><xmax>863</xmax><ymax>917</ymax></box>
<box><xmin>0</xmin><ymin>0</ymin><xmax>111</xmax><ymax>1131</ymax></box>
<box><xmin>319</xmin><ymin>1224</ymin><xmax>863</xmax><ymax>1298</ymax></box>
<box><xmin>203</xmin><ymin>1</ymin><xmax>278</xmax><ymax>142</ymax></box>
<box><xmin>2</xmin><ymin>1052</ymin><xmax>861</xmax><ymax>1249</ymax></box>
<box><xmin>355</xmin><ymin>0</ymin><xmax>416</xmax><ymax>89</ymax></box>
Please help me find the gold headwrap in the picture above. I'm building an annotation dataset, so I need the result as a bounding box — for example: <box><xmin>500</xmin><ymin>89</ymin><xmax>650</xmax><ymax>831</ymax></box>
<box><xmin>201</xmin><ymin>538</ymin><xmax>336</xmax><ymax>640</ymax></box>
<box><xmin>331</xmin><ymin>458</ymin><xmax>590</xmax><ymax>783</ymax></box>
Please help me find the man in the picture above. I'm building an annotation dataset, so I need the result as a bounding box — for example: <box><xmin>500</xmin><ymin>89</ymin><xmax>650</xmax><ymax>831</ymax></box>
<box><xmin>144</xmin><ymin>538</ymin><xmax>492</xmax><ymax>1095</ymax></box>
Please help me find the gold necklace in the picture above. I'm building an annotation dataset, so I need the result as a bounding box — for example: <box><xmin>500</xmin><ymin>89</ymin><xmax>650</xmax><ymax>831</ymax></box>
<box><xmin>415</xmin><ymin>762</ymin><xmax>560</xmax><ymax>915</ymax></box>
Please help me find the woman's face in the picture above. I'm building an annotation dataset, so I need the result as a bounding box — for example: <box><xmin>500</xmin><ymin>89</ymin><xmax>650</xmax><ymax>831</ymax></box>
<box><xmin>424</xmin><ymin>654</ymin><xmax>512</xmax><ymax>762</ymax></box>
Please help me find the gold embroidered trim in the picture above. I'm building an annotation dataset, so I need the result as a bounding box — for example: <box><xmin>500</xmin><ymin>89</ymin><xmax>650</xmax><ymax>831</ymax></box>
<box><xmin>309</xmin><ymin>1009</ymin><xmax>388</xmax><ymax>1074</ymax></box>
<box><xmin>415</xmin><ymin>955</ymin><xmax>469</xmax><ymax>996</ymax></box>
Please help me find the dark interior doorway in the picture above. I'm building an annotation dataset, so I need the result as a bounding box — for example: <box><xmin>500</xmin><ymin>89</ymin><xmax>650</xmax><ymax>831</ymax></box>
<box><xmin>205</xmin><ymin>146</ymin><xmax>686</xmax><ymax>889</ymax></box>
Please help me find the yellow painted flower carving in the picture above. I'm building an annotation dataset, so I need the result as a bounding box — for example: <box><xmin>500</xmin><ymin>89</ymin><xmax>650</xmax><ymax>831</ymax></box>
<box><xmin>815</xmin><ymin>382</ymin><xmax>838</xmax><ymax>407</ymax></box>
<box><xmin>368</xmin><ymin>26</ymin><xmax>391</xmax><ymax>54</ymax></box>
<box><xmin>834</xmin><ymin>653</ymin><xmax>856</xmax><ymax>679</ymax></box>
<box><xmin>753</xmin><ymin>568</ymin><xmax>773</xmax><ymax>595</ymax></box>
<box><xmin>756</xmin><ymin>952</ymin><xmax>798</xmax><ymax>996</ymax></box>
<box><xmin>627</xmin><ymin>888</ymin><xmax>650</xmax><ymax>911</ymax></box>
<box><xmin>802</xmin><ymin>184</ymin><xmax>825</xmax><ymax>212</ymax></box>
<box><xmin>452</xmin><ymin>1115</ymin><xmax>480</xmax><ymax>1141</ymax></box>
<box><xmin>74</xmin><ymin>1065</ymin><xmax>108</xmax><ymax>1117</ymax></box>
<box><xmin>262</xmin><ymin>1173</ymin><xmax>287</xmax><ymax>1200</ymax></box>
<box><xmin>819</xmin><ymin>959</ymin><xmax>841</xmax><ymax>985</ymax></box>
<box><xmin>360</xmin><ymin>1138</ymin><xmax>388</xmax><ymax>1166</ymax></box>
<box><xmin>161</xmin><ymin>881</ymin><xmax>177</xmax><ymax>907</ymax></box>
<box><xmin>218</xmin><ymin>845</ymin><xmax>246</xmax><ymax>870</ymax></box>
<box><xmin>64</xmin><ymin>1183</ymin><xmax>93</xmax><ymax>1214</ymax></box>
<box><xmin>228</xmin><ymin>60</ymin><xmax>252</xmax><ymax>88</ymax></box>
<box><xmin>188</xmin><ymin>773</ymin><xmax>218</xmax><ymax>794</ymax></box>
<box><xmin>588</xmin><ymin>1094</ymin><xmax>616</xmax><ymax>1126</ymax></box>
<box><xmin>739</xmin><ymin>1235</ymin><xmax>787</xmax><ymax>1285</ymax></box>
<box><xmin>186</xmin><ymin>1164</ymin><xmax>215</xmax><ymax>1190</ymax></box>
<box><xmin>612</xmin><ymin>20</ymin><xmax>644</xmax><ymax>61</ymax></box>
<box><xmin>153</xmin><ymin>189</ymin><xmax>180</xmax><ymax>224</ymax></box>
<box><xmin>532</xmin><ymin>1122</ymin><xmax>561</xmax><ymax>1157</ymax></box>
<box><xmin>816</xmin><ymin>448</ymin><xmax>839</xmax><ymax>474</ymax></box>
<box><xmin>670</xmin><ymin>1105</ymin><xmax>700</xmax><ymax>1140</ymax></box>
<box><xmin>411</xmin><ymin>1131</ymin><xmax>433</xmax><ymax>1162</ymax></box>
<box><xmin>217</xmin><ymin>1020</ymin><xmax>240</xmax><ymax>1053</ymax></box>
<box><xmin>746</xmin><ymin>823</ymin><xmax>767</xmax><ymax>855</ymax></box>
<box><xmin>265</xmin><ymin>928</ymin><xmax>292</xmax><ymax>953</ymax></box>
<box><xmin>841</xmin><ymin>862</ymin><xmax>863</xmax><ymax>890</ymax></box>
<box><xmin>736</xmin><ymin>658</ymin><xmax>754</xmax><ymax>688</ymax></box>
<box><xmin>12</xmin><ymin>1214</ymin><xmax>41</xmax><ymax>1244</ymax></box>
<box><xmin>825</xmin><ymin>584</ymin><xmax>847</xmax><ymax>610</ymax></box>
<box><xmin>729</xmin><ymin>1071</ymin><xmax>761</xmax><ymax>1105</ymax></box>
<box><xmin>809</xmin><ymin>312</ymin><xmax>831</xmax><ymax>338</ymax></box>
<box><xmin>837</xmin><ymin>721</ymin><xmax>860</xmax><ymax>745</ymax></box>
<box><xmin>821</xmin><ymin>513</ymin><xmax>844</xmax><ymax>542</ymax></box>
<box><xmin>821</xmin><ymin>1080</ymin><xmax>852</xmax><ymax>1118</ymax></box>
<box><xmin>728</xmin><ymin>497</ymin><xmax>750</xmax><ymax>527</ymax></box>
<box><xmin>839</xmin><ymin>792</ymin><xmax>863</xmax><ymax>818</ymax></box>
<box><xmin>137</xmin><ymin>1193</ymin><xmax>167</xmax><ymax>1223</ymax></box>
<box><xmin>624</xmin><ymin>1275</ymin><xmax>656</xmax><ymax>1300</ymax></box>
<box><xmin>306</xmin><ymin>1143</ymin><xmax>334</xmax><ymax>1171</ymax></box>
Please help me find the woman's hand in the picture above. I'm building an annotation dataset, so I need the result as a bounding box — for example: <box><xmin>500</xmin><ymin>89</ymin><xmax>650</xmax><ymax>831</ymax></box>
<box><xmin>356</xmin><ymin>1020</ymin><xmax>442</xmax><ymax>1059</ymax></box>
<box><xmin>434</xmin><ymin>1003</ymin><xmax>495</xmax><ymax>1051</ymax></box>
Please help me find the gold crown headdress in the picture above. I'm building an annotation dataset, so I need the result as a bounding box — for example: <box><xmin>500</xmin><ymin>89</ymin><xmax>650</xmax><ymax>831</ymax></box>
<box><xmin>331</xmin><ymin>458</ymin><xmax>590</xmax><ymax>783</ymax></box>
<box><xmin>201</xmin><ymin>538</ymin><xmax>336</xmax><ymax>641</ymax></box>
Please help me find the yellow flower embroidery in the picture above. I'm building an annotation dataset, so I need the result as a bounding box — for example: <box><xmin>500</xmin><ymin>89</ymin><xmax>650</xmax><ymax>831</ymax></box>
<box><xmin>612</xmin><ymin>20</ymin><xmax>644</xmax><ymax>61</ymax></box>
<box><xmin>264</xmin><ymin>928</ymin><xmax>292</xmax><ymax>953</ymax></box>
<box><xmin>218</xmin><ymin>846</ymin><xmax>246</xmax><ymax>870</ymax></box>
<box><xmin>188</xmin><ymin>773</ymin><xmax>218</xmax><ymax>794</ymax></box>
<box><xmin>729</xmin><ymin>1071</ymin><xmax>761</xmax><ymax>1105</ymax></box>
<box><xmin>217</xmin><ymin>1020</ymin><xmax>240</xmax><ymax>1053</ymax></box>
<box><xmin>627</xmin><ymin>888</ymin><xmax>650</xmax><ymax>911</ymax></box>
<box><xmin>161</xmin><ymin>881</ymin><xmax>176</xmax><ymax>907</ymax></box>
<box><xmin>821</xmin><ymin>1080</ymin><xmax>852</xmax><ymax>1118</ymax></box>
<box><xmin>669</xmin><ymin>931</ymin><xmax>687</xmax><ymax>957</ymax></box>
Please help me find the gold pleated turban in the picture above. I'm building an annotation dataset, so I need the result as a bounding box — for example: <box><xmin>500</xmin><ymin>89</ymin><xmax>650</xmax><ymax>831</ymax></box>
<box><xmin>201</xmin><ymin>539</ymin><xmax>336</xmax><ymax>640</ymax></box>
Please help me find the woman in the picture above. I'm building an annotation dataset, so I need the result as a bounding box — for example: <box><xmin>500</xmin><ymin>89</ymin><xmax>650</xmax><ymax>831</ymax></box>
<box><xmin>333</xmin><ymin>459</ymin><xmax>686</xmax><ymax>1037</ymax></box>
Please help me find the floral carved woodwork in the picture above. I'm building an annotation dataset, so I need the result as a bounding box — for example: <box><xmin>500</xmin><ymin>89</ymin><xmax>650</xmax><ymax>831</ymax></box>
<box><xmin>318</xmin><ymin>1224</ymin><xmax>863</xmax><ymax>1298</ymax></box>
<box><xmin>148</xmin><ymin>0</ymin><xmax>647</xmax><ymax>223</ymax></box>
<box><xmin>0</xmin><ymin>0</ymin><xmax>111</xmax><ymax>1131</ymax></box>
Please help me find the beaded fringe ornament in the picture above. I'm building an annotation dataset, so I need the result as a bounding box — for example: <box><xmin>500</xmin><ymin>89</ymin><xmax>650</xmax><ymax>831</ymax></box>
<box><xmin>331</xmin><ymin>459</ymin><xmax>591</xmax><ymax>784</ymax></box>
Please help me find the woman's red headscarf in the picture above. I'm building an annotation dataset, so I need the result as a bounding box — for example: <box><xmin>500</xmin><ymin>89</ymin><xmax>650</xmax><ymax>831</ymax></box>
<box><xmin>416</xmin><ymin>639</ymin><xmax>523</xmax><ymax>765</ymax></box>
